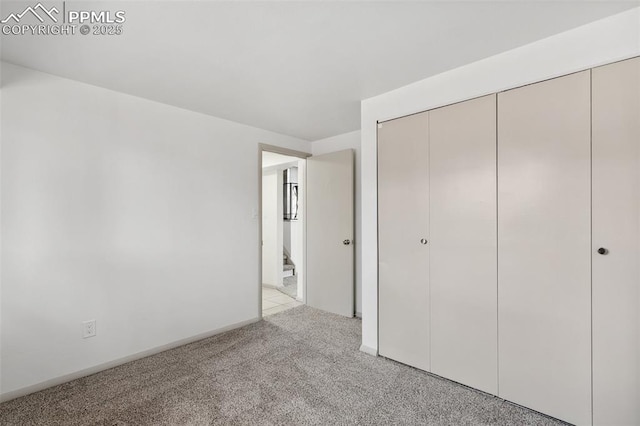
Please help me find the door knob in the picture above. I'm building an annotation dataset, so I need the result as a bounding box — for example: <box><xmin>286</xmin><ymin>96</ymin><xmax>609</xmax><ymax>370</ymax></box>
<box><xmin>343</xmin><ymin>239</ymin><xmax>352</xmax><ymax>245</ymax></box>
<box><xmin>420</xmin><ymin>238</ymin><xmax>428</xmax><ymax>245</ymax></box>
<box><xmin>597</xmin><ymin>247</ymin><xmax>608</xmax><ymax>255</ymax></box>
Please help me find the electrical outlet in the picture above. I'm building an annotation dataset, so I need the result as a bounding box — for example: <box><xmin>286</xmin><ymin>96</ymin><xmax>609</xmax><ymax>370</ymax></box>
<box><xmin>82</xmin><ymin>320</ymin><xmax>96</xmax><ymax>338</ymax></box>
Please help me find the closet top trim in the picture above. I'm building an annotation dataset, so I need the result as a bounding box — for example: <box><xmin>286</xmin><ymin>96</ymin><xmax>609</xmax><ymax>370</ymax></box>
<box><xmin>377</xmin><ymin>54</ymin><xmax>640</xmax><ymax>126</ymax></box>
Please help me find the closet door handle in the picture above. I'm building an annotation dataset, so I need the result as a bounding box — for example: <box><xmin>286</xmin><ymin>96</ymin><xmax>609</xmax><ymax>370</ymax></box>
<box><xmin>420</xmin><ymin>238</ymin><xmax>428</xmax><ymax>245</ymax></box>
<box><xmin>597</xmin><ymin>247</ymin><xmax>608</xmax><ymax>255</ymax></box>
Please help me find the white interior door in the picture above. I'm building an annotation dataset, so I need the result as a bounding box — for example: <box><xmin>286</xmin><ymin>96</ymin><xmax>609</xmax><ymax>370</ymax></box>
<box><xmin>378</xmin><ymin>112</ymin><xmax>430</xmax><ymax>371</ymax></box>
<box><xmin>429</xmin><ymin>94</ymin><xmax>498</xmax><ymax>394</ymax></box>
<box><xmin>306</xmin><ymin>149</ymin><xmax>354</xmax><ymax>317</ymax></box>
<box><xmin>497</xmin><ymin>71</ymin><xmax>592</xmax><ymax>426</ymax></box>
<box><xmin>592</xmin><ymin>57</ymin><xmax>640</xmax><ymax>426</ymax></box>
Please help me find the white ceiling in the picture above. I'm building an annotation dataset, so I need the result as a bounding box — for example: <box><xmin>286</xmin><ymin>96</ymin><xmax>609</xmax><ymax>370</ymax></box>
<box><xmin>2</xmin><ymin>1</ymin><xmax>637</xmax><ymax>140</ymax></box>
<box><xmin>262</xmin><ymin>151</ymin><xmax>300</xmax><ymax>168</ymax></box>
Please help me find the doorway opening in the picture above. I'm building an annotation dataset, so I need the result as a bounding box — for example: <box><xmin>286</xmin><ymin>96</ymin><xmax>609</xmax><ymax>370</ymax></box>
<box><xmin>260</xmin><ymin>147</ymin><xmax>308</xmax><ymax>317</ymax></box>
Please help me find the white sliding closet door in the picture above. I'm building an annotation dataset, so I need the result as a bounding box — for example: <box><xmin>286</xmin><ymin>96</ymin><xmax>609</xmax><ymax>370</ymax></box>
<box><xmin>592</xmin><ymin>57</ymin><xmax>640</xmax><ymax>426</ymax></box>
<box><xmin>378</xmin><ymin>112</ymin><xmax>430</xmax><ymax>371</ymax></box>
<box><xmin>429</xmin><ymin>95</ymin><xmax>497</xmax><ymax>394</ymax></box>
<box><xmin>497</xmin><ymin>71</ymin><xmax>591</xmax><ymax>426</ymax></box>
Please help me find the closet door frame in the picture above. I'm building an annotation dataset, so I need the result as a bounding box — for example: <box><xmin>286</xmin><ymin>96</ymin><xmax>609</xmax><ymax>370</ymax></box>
<box><xmin>376</xmin><ymin>54</ymin><xmax>640</xmax><ymax>426</ymax></box>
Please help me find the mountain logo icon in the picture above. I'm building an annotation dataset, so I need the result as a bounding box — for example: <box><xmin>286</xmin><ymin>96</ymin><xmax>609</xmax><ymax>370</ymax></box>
<box><xmin>1</xmin><ymin>3</ymin><xmax>59</xmax><ymax>24</ymax></box>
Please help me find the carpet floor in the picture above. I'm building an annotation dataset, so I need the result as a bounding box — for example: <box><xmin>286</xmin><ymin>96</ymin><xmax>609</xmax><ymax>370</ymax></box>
<box><xmin>0</xmin><ymin>306</ymin><xmax>566</xmax><ymax>425</ymax></box>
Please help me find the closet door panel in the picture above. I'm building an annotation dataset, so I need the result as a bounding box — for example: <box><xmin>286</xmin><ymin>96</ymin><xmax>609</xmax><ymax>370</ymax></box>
<box><xmin>497</xmin><ymin>71</ymin><xmax>591</xmax><ymax>426</ymax></box>
<box><xmin>378</xmin><ymin>112</ymin><xmax>430</xmax><ymax>371</ymax></box>
<box><xmin>429</xmin><ymin>95</ymin><xmax>497</xmax><ymax>394</ymax></box>
<box><xmin>592</xmin><ymin>57</ymin><xmax>640</xmax><ymax>426</ymax></box>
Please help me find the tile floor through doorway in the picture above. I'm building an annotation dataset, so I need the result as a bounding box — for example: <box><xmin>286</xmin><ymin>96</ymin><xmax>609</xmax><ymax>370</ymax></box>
<box><xmin>262</xmin><ymin>286</ymin><xmax>302</xmax><ymax>316</ymax></box>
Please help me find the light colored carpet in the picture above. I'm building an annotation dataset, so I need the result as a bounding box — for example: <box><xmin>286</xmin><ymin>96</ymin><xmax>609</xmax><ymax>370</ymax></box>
<box><xmin>0</xmin><ymin>306</ymin><xmax>566</xmax><ymax>425</ymax></box>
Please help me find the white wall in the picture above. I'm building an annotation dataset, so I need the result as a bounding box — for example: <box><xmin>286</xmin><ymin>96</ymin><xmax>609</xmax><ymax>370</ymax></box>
<box><xmin>360</xmin><ymin>7</ymin><xmax>640</xmax><ymax>354</ymax></box>
<box><xmin>295</xmin><ymin>159</ymin><xmax>305</xmax><ymax>301</ymax></box>
<box><xmin>262</xmin><ymin>170</ymin><xmax>283</xmax><ymax>288</ymax></box>
<box><xmin>0</xmin><ymin>62</ymin><xmax>310</xmax><ymax>399</ymax></box>
<box><xmin>282</xmin><ymin>167</ymin><xmax>298</xmax><ymax>262</ymax></box>
<box><xmin>283</xmin><ymin>221</ymin><xmax>291</xmax><ymax>255</ymax></box>
<box><xmin>311</xmin><ymin>130</ymin><xmax>361</xmax><ymax>316</ymax></box>
<box><xmin>288</xmin><ymin>222</ymin><xmax>301</xmax><ymax>261</ymax></box>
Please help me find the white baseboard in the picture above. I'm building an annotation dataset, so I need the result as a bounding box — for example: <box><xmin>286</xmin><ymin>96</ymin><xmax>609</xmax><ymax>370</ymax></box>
<box><xmin>262</xmin><ymin>283</ymin><xmax>284</xmax><ymax>289</ymax></box>
<box><xmin>0</xmin><ymin>317</ymin><xmax>260</xmax><ymax>403</ymax></box>
<box><xmin>359</xmin><ymin>344</ymin><xmax>378</xmax><ymax>356</ymax></box>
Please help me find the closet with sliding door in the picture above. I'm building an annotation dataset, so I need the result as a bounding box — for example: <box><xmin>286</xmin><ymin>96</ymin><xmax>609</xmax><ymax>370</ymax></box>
<box><xmin>377</xmin><ymin>57</ymin><xmax>640</xmax><ymax>426</ymax></box>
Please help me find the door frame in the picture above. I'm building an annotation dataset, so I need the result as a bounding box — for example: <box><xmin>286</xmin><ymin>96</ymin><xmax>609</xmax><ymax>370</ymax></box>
<box><xmin>258</xmin><ymin>144</ymin><xmax>311</xmax><ymax>318</ymax></box>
